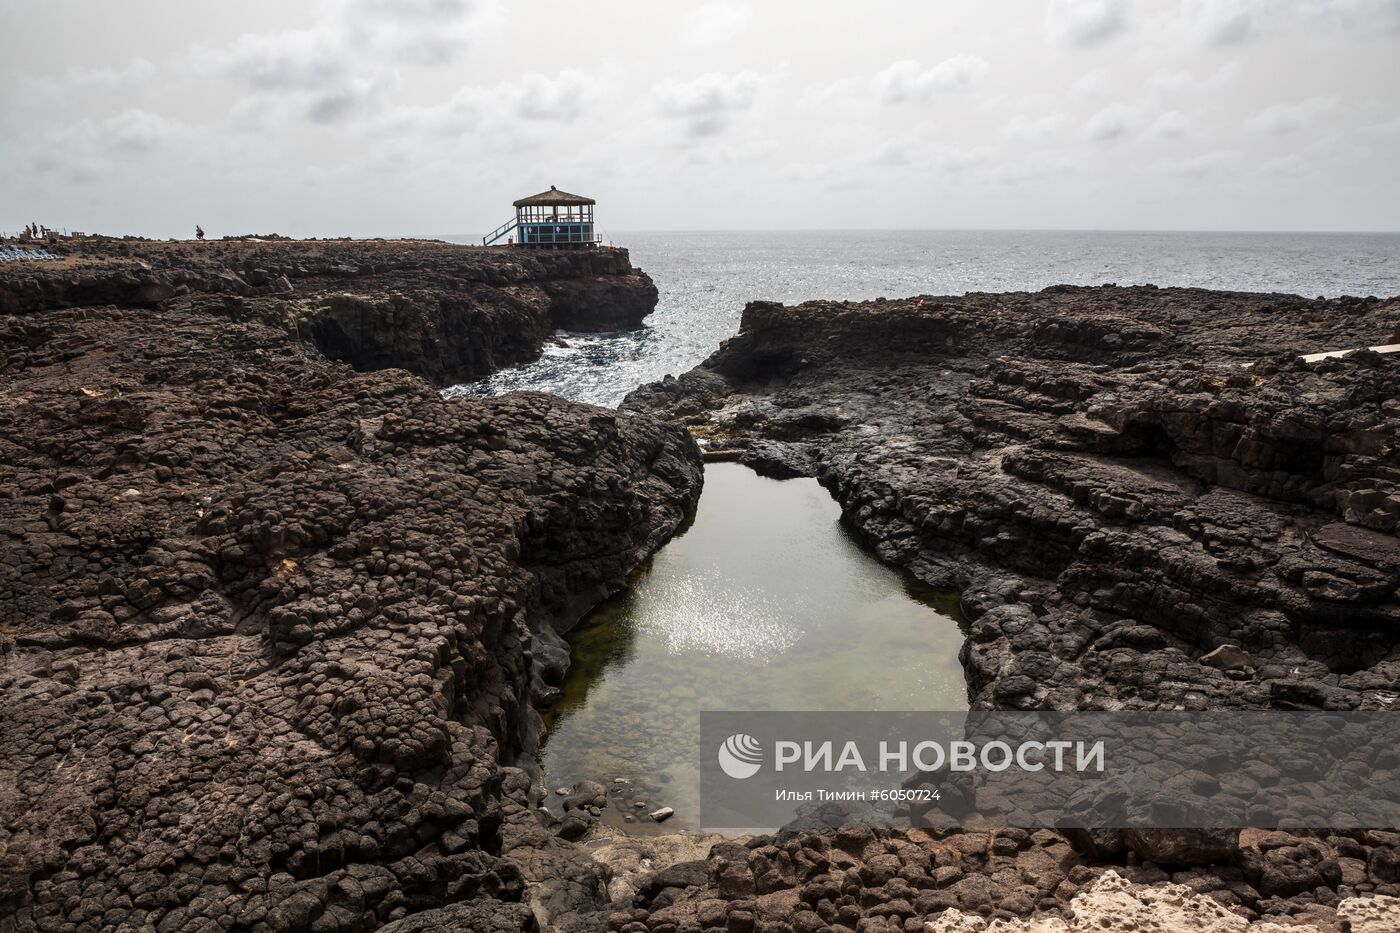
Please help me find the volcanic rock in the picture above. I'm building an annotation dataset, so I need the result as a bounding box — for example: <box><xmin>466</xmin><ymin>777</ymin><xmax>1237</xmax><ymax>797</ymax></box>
<box><xmin>625</xmin><ymin>286</ymin><xmax>1400</xmax><ymax>712</ymax></box>
<box><xmin>0</xmin><ymin>241</ymin><xmax>699</xmax><ymax>931</ymax></box>
<box><xmin>0</xmin><ymin>237</ymin><xmax>659</xmax><ymax>385</ymax></box>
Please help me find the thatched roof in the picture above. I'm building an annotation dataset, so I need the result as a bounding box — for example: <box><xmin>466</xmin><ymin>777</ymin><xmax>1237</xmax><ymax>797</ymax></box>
<box><xmin>513</xmin><ymin>186</ymin><xmax>595</xmax><ymax>208</ymax></box>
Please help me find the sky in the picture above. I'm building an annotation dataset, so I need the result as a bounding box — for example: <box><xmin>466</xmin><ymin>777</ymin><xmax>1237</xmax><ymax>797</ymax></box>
<box><xmin>2</xmin><ymin>0</ymin><xmax>1398</xmax><ymax>237</ymax></box>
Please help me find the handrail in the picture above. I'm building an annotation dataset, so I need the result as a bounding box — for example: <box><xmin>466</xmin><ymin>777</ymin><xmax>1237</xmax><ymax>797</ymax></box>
<box><xmin>482</xmin><ymin>216</ymin><xmax>518</xmax><ymax>245</ymax></box>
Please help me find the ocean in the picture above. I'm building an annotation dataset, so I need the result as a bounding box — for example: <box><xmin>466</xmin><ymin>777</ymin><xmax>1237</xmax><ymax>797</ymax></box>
<box><xmin>443</xmin><ymin>229</ymin><xmax>1400</xmax><ymax>408</ymax></box>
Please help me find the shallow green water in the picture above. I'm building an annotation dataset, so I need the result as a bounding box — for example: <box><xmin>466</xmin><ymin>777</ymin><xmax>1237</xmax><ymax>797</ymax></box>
<box><xmin>538</xmin><ymin>463</ymin><xmax>968</xmax><ymax>833</ymax></box>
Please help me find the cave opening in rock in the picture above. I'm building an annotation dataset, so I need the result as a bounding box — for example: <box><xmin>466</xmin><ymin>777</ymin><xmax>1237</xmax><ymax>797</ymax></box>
<box><xmin>307</xmin><ymin>316</ymin><xmax>365</xmax><ymax>369</ymax></box>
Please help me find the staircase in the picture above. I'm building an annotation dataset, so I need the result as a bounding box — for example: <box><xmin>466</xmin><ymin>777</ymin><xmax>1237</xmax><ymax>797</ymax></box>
<box><xmin>482</xmin><ymin>217</ymin><xmax>517</xmax><ymax>246</ymax></box>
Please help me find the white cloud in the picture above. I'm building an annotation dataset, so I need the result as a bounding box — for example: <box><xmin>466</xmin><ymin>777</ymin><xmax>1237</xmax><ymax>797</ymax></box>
<box><xmin>1244</xmin><ymin>97</ymin><xmax>1338</xmax><ymax>135</ymax></box>
<box><xmin>1148</xmin><ymin>110</ymin><xmax>1190</xmax><ymax>138</ymax></box>
<box><xmin>1159</xmin><ymin>149</ymin><xmax>1243</xmax><ymax>178</ymax></box>
<box><xmin>1000</xmin><ymin>113</ymin><xmax>1069</xmax><ymax>142</ymax></box>
<box><xmin>62</xmin><ymin>58</ymin><xmax>158</xmax><ymax>91</ymax></box>
<box><xmin>33</xmin><ymin>109</ymin><xmax>179</xmax><ymax>183</ymax></box>
<box><xmin>1183</xmin><ymin>0</ymin><xmax>1260</xmax><ymax>46</ymax></box>
<box><xmin>12</xmin><ymin>57</ymin><xmax>159</xmax><ymax>115</ymax></box>
<box><xmin>1298</xmin><ymin>0</ymin><xmax>1400</xmax><ymax>37</ymax></box>
<box><xmin>367</xmin><ymin>69</ymin><xmax>598</xmax><ymax>147</ymax></box>
<box><xmin>1083</xmin><ymin>103</ymin><xmax>1149</xmax><ymax>141</ymax></box>
<box><xmin>1072</xmin><ymin>69</ymin><xmax>1112</xmax><ymax>99</ymax></box>
<box><xmin>101</xmin><ymin>109</ymin><xmax>174</xmax><ymax>153</ymax></box>
<box><xmin>306</xmin><ymin>73</ymin><xmax>400</xmax><ymax>125</ymax></box>
<box><xmin>683</xmin><ymin>1</ymin><xmax>753</xmax><ymax>44</ymax></box>
<box><xmin>989</xmin><ymin>151</ymin><xmax>1078</xmax><ymax>185</ymax></box>
<box><xmin>1044</xmin><ymin>0</ymin><xmax>1128</xmax><ymax>47</ymax></box>
<box><xmin>938</xmin><ymin>146</ymin><xmax>991</xmax><ymax>173</ymax></box>
<box><xmin>200</xmin><ymin>0</ymin><xmax>502</xmax><ymax>132</ymax></box>
<box><xmin>872</xmin><ymin>56</ymin><xmax>990</xmax><ymax>103</ymax></box>
<box><xmin>870</xmin><ymin>141</ymin><xmax>914</xmax><ymax>167</ymax></box>
<box><xmin>1362</xmin><ymin>113</ymin><xmax>1400</xmax><ymax>137</ymax></box>
<box><xmin>652</xmin><ymin>71</ymin><xmax>763</xmax><ymax>137</ymax></box>
<box><xmin>338</xmin><ymin>0</ymin><xmax>503</xmax><ymax>66</ymax></box>
<box><xmin>514</xmin><ymin>70</ymin><xmax>590</xmax><ymax>122</ymax></box>
<box><xmin>1147</xmin><ymin>61</ymin><xmax>1240</xmax><ymax>95</ymax></box>
<box><xmin>209</xmin><ymin>29</ymin><xmax>349</xmax><ymax>91</ymax></box>
<box><xmin>4</xmin><ymin>0</ymin><xmax>1399</xmax><ymax>235</ymax></box>
<box><xmin>1261</xmin><ymin>153</ymin><xmax>1311</xmax><ymax>176</ymax></box>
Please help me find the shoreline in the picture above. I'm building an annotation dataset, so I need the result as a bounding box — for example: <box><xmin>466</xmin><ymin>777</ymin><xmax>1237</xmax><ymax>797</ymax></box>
<box><xmin>2</xmin><ymin>241</ymin><xmax>1399</xmax><ymax>930</ymax></box>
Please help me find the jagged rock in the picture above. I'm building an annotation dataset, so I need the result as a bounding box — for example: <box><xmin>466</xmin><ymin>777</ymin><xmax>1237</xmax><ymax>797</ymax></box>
<box><xmin>564</xmin><ymin>780</ymin><xmax>609</xmax><ymax>813</ymax></box>
<box><xmin>1337</xmin><ymin>894</ymin><xmax>1400</xmax><ymax>932</ymax></box>
<box><xmin>376</xmin><ymin>899</ymin><xmax>538</xmax><ymax>932</ymax></box>
<box><xmin>1201</xmin><ymin>645</ymin><xmax>1254</xmax><ymax>671</ymax></box>
<box><xmin>0</xmin><ymin>259</ymin><xmax>701</xmax><ymax>930</ymax></box>
<box><xmin>923</xmin><ymin>869</ymin><xmax>1329</xmax><ymax>932</ymax></box>
<box><xmin>1124</xmin><ymin>829</ymin><xmax>1241</xmax><ymax>867</ymax></box>
<box><xmin>0</xmin><ymin>237</ymin><xmax>659</xmax><ymax>385</ymax></box>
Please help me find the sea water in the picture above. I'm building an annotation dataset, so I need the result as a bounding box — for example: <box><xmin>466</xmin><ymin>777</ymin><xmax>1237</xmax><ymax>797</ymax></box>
<box><xmin>537</xmin><ymin>464</ymin><xmax>967</xmax><ymax>834</ymax></box>
<box><xmin>445</xmin><ymin>229</ymin><xmax>1400</xmax><ymax>407</ymax></box>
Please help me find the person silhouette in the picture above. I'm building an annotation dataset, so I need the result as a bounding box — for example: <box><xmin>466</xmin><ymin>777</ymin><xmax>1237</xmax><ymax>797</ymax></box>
<box><xmin>195</xmin><ymin>225</ymin><xmax>205</xmax><ymax>241</ymax></box>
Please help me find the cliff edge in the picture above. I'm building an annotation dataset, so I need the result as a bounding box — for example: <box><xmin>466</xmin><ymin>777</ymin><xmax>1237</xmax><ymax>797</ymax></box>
<box><xmin>0</xmin><ymin>244</ymin><xmax>698</xmax><ymax>931</ymax></box>
<box><xmin>0</xmin><ymin>238</ymin><xmax>660</xmax><ymax>385</ymax></box>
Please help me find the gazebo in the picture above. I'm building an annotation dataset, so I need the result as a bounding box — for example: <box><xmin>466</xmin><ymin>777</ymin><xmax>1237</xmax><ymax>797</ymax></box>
<box><xmin>482</xmin><ymin>186</ymin><xmax>600</xmax><ymax>247</ymax></box>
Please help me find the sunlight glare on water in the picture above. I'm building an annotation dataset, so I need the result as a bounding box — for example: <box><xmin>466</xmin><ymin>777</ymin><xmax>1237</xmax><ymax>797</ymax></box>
<box><xmin>633</xmin><ymin>573</ymin><xmax>799</xmax><ymax>660</ymax></box>
<box><xmin>538</xmin><ymin>464</ymin><xmax>968</xmax><ymax>834</ymax></box>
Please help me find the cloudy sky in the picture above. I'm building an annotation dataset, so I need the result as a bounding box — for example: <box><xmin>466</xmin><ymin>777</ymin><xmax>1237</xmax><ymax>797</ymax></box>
<box><xmin>2</xmin><ymin>0</ymin><xmax>1398</xmax><ymax>237</ymax></box>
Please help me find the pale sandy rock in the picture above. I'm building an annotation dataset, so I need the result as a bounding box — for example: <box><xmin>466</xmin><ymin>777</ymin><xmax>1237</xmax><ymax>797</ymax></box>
<box><xmin>1337</xmin><ymin>895</ymin><xmax>1400</xmax><ymax>933</ymax></box>
<box><xmin>1071</xmin><ymin>870</ymin><xmax>1255</xmax><ymax>931</ymax></box>
<box><xmin>924</xmin><ymin>871</ymin><xmax>1339</xmax><ymax>933</ymax></box>
<box><xmin>585</xmin><ymin>827</ymin><xmax>740</xmax><ymax>904</ymax></box>
<box><xmin>923</xmin><ymin>909</ymin><xmax>1069</xmax><ymax>931</ymax></box>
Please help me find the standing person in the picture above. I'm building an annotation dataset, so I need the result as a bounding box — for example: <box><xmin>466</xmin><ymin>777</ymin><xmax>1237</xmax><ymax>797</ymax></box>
<box><xmin>195</xmin><ymin>225</ymin><xmax>205</xmax><ymax>241</ymax></box>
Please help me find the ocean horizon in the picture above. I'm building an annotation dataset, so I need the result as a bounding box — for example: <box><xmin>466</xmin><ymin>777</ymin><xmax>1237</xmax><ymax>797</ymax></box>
<box><xmin>446</xmin><ymin>227</ymin><xmax>1400</xmax><ymax>408</ymax></box>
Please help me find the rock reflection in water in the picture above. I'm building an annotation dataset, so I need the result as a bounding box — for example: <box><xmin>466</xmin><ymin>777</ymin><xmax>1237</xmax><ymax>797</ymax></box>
<box><xmin>539</xmin><ymin>463</ymin><xmax>968</xmax><ymax>834</ymax></box>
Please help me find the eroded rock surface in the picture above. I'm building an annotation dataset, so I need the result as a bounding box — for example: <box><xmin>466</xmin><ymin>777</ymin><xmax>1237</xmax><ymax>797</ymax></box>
<box><xmin>0</xmin><ymin>276</ymin><xmax>700</xmax><ymax>930</ymax></box>
<box><xmin>620</xmin><ymin>286</ymin><xmax>1400</xmax><ymax>930</ymax></box>
<box><xmin>600</xmin><ymin>814</ymin><xmax>1400</xmax><ymax>930</ymax></box>
<box><xmin>626</xmin><ymin>286</ymin><xmax>1400</xmax><ymax>712</ymax></box>
<box><xmin>923</xmin><ymin>868</ymin><xmax>1399</xmax><ymax>932</ymax></box>
<box><xmin>0</xmin><ymin>237</ymin><xmax>659</xmax><ymax>385</ymax></box>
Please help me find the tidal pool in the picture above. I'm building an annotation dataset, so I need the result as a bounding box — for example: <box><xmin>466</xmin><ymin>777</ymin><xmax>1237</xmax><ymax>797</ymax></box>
<box><xmin>538</xmin><ymin>463</ymin><xmax>968</xmax><ymax>833</ymax></box>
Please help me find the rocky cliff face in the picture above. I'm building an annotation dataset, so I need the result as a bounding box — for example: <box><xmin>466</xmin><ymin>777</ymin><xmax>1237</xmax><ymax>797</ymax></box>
<box><xmin>0</xmin><ymin>246</ymin><xmax>699</xmax><ymax>930</ymax></box>
<box><xmin>0</xmin><ymin>238</ymin><xmax>659</xmax><ymax>386</ymax></box>
<box><xmin>621</xmin><ymin>285</ymin><xmax>1400</xmax><ymax>931</ymax></box>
